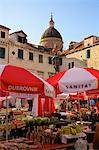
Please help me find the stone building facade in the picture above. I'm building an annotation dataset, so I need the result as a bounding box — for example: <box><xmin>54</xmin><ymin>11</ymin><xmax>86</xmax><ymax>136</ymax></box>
<box><xmin>63</xmin><ymin>35</ymin><xmax>99</xmax><ymax>70</ymax></box>
<box><xmin>0</xmin><ymin>26</ymin><xmax>56</xmax><ymax>79</ymax></box>
<box><xmin>60</xmin><ymin>57</ymin><xmax>87</xmax><ymax>71</ymax></box>
<box><xmin>0</xmin><ymin>16</ymin><xmax>64</xmax><ymax>79</ymax></box>
<box><xmin>0</xmin><ymin>16</ymin><xmax>90</xmax><ymax>79</ymax></box>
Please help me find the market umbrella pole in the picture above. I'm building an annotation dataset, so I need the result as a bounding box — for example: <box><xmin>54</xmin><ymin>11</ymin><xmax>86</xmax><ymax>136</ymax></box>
<box><xmin>50</xmin><ymin>98</ymin><xmax>52</xmax><ymax>115</ymax></box>
<box><xmin>6</xmin><ymin>93</ymin><xmax>8</xmax><ymax>141</ymax></box>
<box><xmin>77</xmin><ymin>92</ymin><xmax>82</xmax><ymax>122</ymax></box>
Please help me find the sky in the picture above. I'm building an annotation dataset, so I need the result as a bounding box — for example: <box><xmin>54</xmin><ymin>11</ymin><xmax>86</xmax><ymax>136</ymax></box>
<box><xmin>0</xmin><ymin>0</ymin><xmax>99</xmax><ymax>49</ymax></box>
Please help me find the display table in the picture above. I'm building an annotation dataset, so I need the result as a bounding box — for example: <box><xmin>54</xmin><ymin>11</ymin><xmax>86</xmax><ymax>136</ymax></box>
<box><xmin>61</xmin><ymin>132</ymin><xmax>86</xmax><ymax>144</ymax></box>
<box><xmin>82</xmin><ymin>121</ymin><xmax>92</xmax><ymax>125</ymax></box>
<box><xmin>0</xmin><ymin>138</ymin><xmax>42</xmax><ymax>149</ymax></box>
<box><xmin>83</xmin><ymin>129</ymin><xmax>95</xmax><ymax>143</ymax></box>
<box><xmin>43</xmin><ymin>142</ymin><xmax>75</xmax><ymax>150</ymax></box>
<box><xmin>59</xmin><ymin>112</ymin><xmax>75</xmax><ymax>117</ymax></box>
<box><xmin>45</xmin><ymin>129</ymin><xmax>57</xmax><ymax>135</ymax></box>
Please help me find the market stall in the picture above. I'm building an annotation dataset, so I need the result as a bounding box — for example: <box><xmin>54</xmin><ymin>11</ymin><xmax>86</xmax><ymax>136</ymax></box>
<box><xmin>46</xmin><ymin>67</ymin><xmax>99</xmax><ymax>147</ymax></box>
<box><xmin>0</xmin><ymin>64</ymin><xmax>55</xmax><ymax>141</ymax></box>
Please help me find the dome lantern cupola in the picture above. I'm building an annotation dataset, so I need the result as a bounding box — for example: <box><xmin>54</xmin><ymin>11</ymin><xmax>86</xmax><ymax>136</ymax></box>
<box><xmin>49</xmin><ymin>13</ymin><xmax>54</xmax><ymax>28</ymax></box>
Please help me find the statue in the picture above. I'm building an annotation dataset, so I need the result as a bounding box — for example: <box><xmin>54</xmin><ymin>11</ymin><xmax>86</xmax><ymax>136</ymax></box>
<box><xmin>52</xmin><ymin>45</ymin><xmax>62</xmax><ymax>73</ymax></box>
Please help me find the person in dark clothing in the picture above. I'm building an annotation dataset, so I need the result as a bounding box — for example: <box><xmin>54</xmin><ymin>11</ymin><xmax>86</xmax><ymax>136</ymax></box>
<box><xmin>60</xmin><ymin>100</ymin><xmax>66</xmax><ymax>112</ymax></box>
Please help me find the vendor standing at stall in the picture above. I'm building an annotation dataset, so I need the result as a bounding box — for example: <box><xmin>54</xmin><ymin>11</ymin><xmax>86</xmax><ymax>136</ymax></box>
<box><xmin>60</xmin><ymin>100</ymin><xmax>66</xmax><ymax>112</ymax></box>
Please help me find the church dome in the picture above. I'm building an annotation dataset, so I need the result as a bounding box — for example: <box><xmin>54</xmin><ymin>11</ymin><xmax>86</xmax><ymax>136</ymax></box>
<box><xmin>40</xmin><ymin>15</ymin><xmax>63</xmax><ymax>51</ymax></box>
<box><xmin>41</xmin><ymin>27</ymin><xmax>62</xmax><ymax>40</ymax></box>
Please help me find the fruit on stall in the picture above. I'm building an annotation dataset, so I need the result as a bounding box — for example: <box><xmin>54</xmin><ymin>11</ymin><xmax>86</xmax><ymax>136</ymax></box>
<box><xmin>40</xmin><ymin>117</ymin><xmax>51</xmax><ymax>125</ymax></box>
<box><xmin>6</xmin><ymin>123</ymin><xmax>16</xmax><ymax>130</ymax></box>
<box><xmin>60</xmin><ymin>126</ymin><xmax>71</xmax><ymax>135</ymax></box>
<box><xmin>76</xmin><ymin>124</ymin><xmax>82</xmax><ymax>133</ymax></box>
<box><xmin>0</xmin><ymin>124</ymin><xmax>6</xmax><ymax>131</ymax></box>
<box><xmin>0</xmin><ymin>116</ymin><xmax>55</xmax><ymax>133</ymax></box>
<box><xmin>20</xmin><ymin>117</ymin><xmax>53</xmax><ymax>126</ymax></box>
<box><xmin>0</xmin><ymin>122</ymin><xmax>16</xmax><ymax>131</ymax></box>
<box><xmin>13</xmin><ymin>120</ymin><xmax>26</xmax><ymax>128</ymax></box>
<box><xmin>60</xmin><ymin>124</ymin><xmax>82</xmax><ymax>135</ymax></box>
<box><xmin>70</xmin><ymin>127</ymin><xmax>77</xmax><ymax>135</ymax></box>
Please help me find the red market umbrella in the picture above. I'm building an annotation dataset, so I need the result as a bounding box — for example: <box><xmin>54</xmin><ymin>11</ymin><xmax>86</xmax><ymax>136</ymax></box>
<box><xmin>57</xmin><ymin>90</ymin><xmax>99</xmax><ymax>100</ymax></box>
<box><xmin>0</xmin><ymin>64</ymin><xmax>55</xmax><ymax>97</ymax></box>
<box><xmin>86</xmin><ymin>89</ymin><xmax>99</xmax><ymax>98</ymax></box>
<box><xmin>69</xmin><ymin>93</ymin><xmax>85</xmax><ymax>100</ymax></box>
<box><xmin>0</xmin><ymin>64</ymin><xmax>55</xmax><ymax>140</ymax></box>
<box><xmin>47</xmin><ymin>67</ymin><xmax>99</xmax><ymax>94</ymax></box>
<box><xmin>0</xmin><ymin>90</ymin><xmax>9</xmax><ymax>97</ymax></box>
